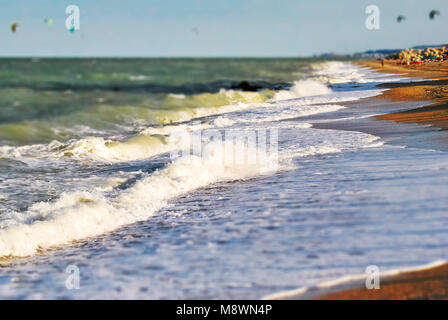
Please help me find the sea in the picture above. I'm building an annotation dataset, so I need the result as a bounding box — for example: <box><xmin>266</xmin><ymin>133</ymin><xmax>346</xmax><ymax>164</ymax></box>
<box><xmin>0</xmin><ymin>58</ymin><xmax>447</xmax><ymax>299</ymax></box>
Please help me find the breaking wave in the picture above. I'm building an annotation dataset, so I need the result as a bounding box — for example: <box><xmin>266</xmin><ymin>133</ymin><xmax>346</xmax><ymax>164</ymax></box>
<box><xmin>0</xmin><ymin>61</ymin><xmax>387</xmax><ymax>258</ymax></box>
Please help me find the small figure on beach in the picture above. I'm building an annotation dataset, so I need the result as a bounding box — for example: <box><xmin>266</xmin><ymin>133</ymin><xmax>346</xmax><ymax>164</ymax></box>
<box><xmin>381</xmin><ymin>59</ymin><xmax>385</xmax><ymax>67</ymax></box>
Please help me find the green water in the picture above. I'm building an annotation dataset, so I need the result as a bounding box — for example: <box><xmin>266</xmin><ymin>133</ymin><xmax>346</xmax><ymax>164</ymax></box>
<box><xmin>0</xmin><ymin>58</ymin><xmax>324</xmax><ymax>145</ymax></box>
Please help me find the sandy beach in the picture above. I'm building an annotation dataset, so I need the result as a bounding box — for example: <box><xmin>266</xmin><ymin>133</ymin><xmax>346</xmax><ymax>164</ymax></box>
<box><xmin>357</xmin><ymin>60</ymin><xmax>448</xmax><ymax>130</ymax></box>
<box><xmin>314</xmin><ymin>60</ymin><xmax>448</xmax><ymax>300</ymax></box>
<box><xmin>318</xmin><ymin>263</ymin><xmax>448</xmax><ymax>300</ymax></box>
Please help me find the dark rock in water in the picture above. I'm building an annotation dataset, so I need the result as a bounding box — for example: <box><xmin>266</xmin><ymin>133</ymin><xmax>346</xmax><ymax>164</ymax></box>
<box><xmin>231</xmin><ymin>81</ymin><xmax>263</xmax><ymax>92</ymax></box>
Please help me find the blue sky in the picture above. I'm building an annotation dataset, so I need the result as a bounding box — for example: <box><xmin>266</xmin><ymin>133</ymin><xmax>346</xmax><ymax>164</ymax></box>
<box><xmin>1</xmin><ymin>0</ymin><xmax>447</xmax><ymax>57</ymax></box>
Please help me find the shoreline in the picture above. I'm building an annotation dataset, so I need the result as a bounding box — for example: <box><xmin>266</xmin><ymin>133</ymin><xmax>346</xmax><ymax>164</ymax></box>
<box><xmin>269</xmin><ymin>60</ymin><xmax>448</xmax><ymax>300</ymax></box>
<box><xmin>264</xmin><ymin>260</ymin><xmax>448</xmax><ymax>300</ymax></box>
<box><xmin>318</xmin><ymin>262</ymin><xmax>448</xmax><ymax>300</ymax></box>
<box><xmin>356</xmin><ymin>60</ymin><xmax>448</xmax><ymax>131</ymax></box>
<box><xmin>313</xmin><ymin>60</ymin><xmax>448</xmax><ymax>300</ymax></box>
<box><xmin>1</xmin><ymin>58</ymin><xmax>447</xmax><ymax>299</ymax></box>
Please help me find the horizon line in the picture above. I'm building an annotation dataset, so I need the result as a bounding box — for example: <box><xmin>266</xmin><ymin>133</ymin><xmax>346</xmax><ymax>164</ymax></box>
<box><xmin>0</xmin><ymin>55</ymin><xmax>331</xmax><ymax>59</ymax></box>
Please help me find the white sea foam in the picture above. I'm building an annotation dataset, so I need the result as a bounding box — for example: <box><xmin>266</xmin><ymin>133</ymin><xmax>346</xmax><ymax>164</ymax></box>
<box><xmin>58</xmin><ymin>135</ymin><xmax>179</xmax><ymax>162</ymax></box>
<box><xmin>0</xmin><ymin>141</ymin><xmax>279</xmax><ymax>258</ymax></box>
<box><xmin>0</xmin><ymin>62</ymin><xmax>384</xmax><ymax>164</ymax></box>
<box><xmin>312</xmin><ymin>61</ymin><xmax>406</xmax><ymax>84</ymax></box>
<box><xmin>273</xmin><ymin>79</ymin><xmax>332</xmax><ymax>101</ymax></box>
<box><xmin>0</xmin><ymin>61</ymin><xmax>389</xmax><ymax>258</ymax></box>
<box><xmin>282</xmin><ymin>128</ymin><xmax>382</xmax><ymax>158</ymax></box>
<box><xmin>51</xmin><ymin>102</ymin><xmax>347</xmax><ymax>162</ymax></box>
<box><xmin>212</xmin><ymin>116</ymin><xmax>236</xmax><ymax>127</ymax></box>
<box><xmin>129</xmin><ymin>75</ymin><xmax>152</xmax><ymax>81</ymax></box>
<box><xmin>0</xmin><ymin>122</ymin><xmax>384</xmax><ymax>259</ymax></box>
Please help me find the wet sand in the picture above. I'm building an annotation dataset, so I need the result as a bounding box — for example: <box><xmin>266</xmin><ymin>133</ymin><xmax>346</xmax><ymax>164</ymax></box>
<box><xmin>356</xmin><ymin>60</ymin><xmax>448</xmax><ymax>130</ymax></box>
<box><xmin>318</xmin><ymin>263</ymin><xmax>448</xmax><ymax>300</ymax></box>
<box><xmin>313</xmin><ymin>60</ymin><xmax>448</xmax><ymax>300</ymax></box>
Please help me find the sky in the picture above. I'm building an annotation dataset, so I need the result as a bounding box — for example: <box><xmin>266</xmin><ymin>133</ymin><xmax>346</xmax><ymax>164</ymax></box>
<box><xmin>1</xmin><ymin>0</ymin><xmax>447</xmax><ymax>57</ymax></box>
